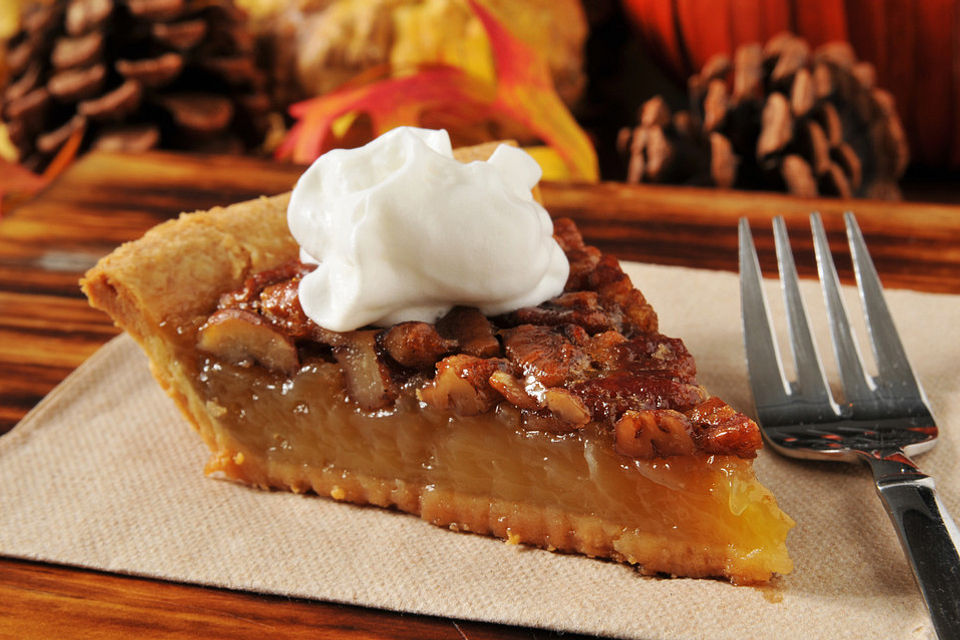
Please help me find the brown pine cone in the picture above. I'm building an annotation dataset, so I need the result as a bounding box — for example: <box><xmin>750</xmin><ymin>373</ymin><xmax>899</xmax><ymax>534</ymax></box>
<box><xmin>618</xmin><ymin>33</ymin><xmax>909</xmax><ymax>200</ymax></box>
<box><xmin>1</xmin><ymin>0</ymin><xmax>270</xmax><ymax>170</ymax></box>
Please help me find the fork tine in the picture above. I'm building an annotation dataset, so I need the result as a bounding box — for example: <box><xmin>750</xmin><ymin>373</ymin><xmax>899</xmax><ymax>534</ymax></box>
<box><xmin>772</xmin><ymin>217</ymin><xmax>835</xmax><ymax>407</ymax></box>
<box><xmin>810</xmin><ymin>212</ymin><xmax>875</xmax><ymax>406</ymax></box>
<box><xmin>845</xmin><ymin>212</ymin><xmax>925</xmax><ymax>401</ymax></box>
<box><xmin>738</xmin><ymin>218</ymin><xmax>792</xmax><ymax>410</ymax></box>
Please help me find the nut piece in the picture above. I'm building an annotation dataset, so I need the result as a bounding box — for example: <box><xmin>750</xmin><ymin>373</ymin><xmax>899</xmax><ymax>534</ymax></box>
<box><xmin>436</xmin><ymin>306</ymin><xmax>500</xmax><ymax>358</ymax></box>
<box><xmin>543</xmin><ymin>388</ymin><xmax>590</xmax><ymax>428</ymax></box>
<box><xmin>333</xmin><ymin>330</ymin><xmax>397</xmax><ymax>412</ymax></box>
<box><xmin>685</xmin><ymin>397</ymin><xmax>762</xmax><ymax>458</ymax></box>
<box><xmin>418</xmin><ymin>355</ymin><xmax>509</xmax><ymax>416</ymax></box>
<box><xmin>488</xmin><ymin>371</ymin><xmax>542</xmax><ymax>411</ymax></box>
<box><xmin>380</xmin><ymin>322</ymin><xmax>454</xmax><ymax>369</ymax></box>
<box><xmin>198</xmin><ymin>309</ymin><xmax>299</xmax><ymax>374</ymax></box>
<box><xmin>614</xmin><ymin>409</ymin><xmax>696</xmax><ymax>458</ymax></box>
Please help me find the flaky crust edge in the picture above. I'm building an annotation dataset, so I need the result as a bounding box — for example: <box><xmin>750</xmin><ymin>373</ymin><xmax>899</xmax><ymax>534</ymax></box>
<box><xmin>78</xmin><ymin>144</ymin><xmax>525</xmax><ymax>457</ymax></box>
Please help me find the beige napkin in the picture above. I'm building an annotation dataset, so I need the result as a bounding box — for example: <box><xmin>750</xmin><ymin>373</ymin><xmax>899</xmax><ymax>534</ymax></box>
<box><xmin>2</xmin><ymin>262</ymin><xmax>958</xmax><ymax>640</ymax></box>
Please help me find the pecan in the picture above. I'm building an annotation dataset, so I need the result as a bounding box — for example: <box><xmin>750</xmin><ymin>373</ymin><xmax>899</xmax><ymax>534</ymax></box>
<box><xmin>615</xmin><ymin>333</ymin><xmax>697</xmax><ymax>383</ymax></box>
<box><xmin>219</xmin><ymin>260</ymin><xmax>312</xmax><ymax>311</ymax></box>
<box><xmin>333</xmin><ymin>330</ymin><xmax>397</xmax><ymax>412</ymax></box>
<box><xmin>488</xmin><ymin>371</ymin><xmax>542</xmax><ymax>411</ymax></box>
<box><xmin>614</xmin><ymin>409</ymin><xmax>697</xmax><ymax>458</ymax></box>
<box><xmin>498</xmin><ymin>291</ymin><xmax>612</xmax><ymax>335</ymax></box>
<box><xmin>502</xmin><ymin>324</ymin><xmax>590</xmax><ymax>387</ymax></box>
<box><xmin>436</xmin><ymin>306</ymin><xmax>499</xmax><ymax>358</ymax></box>
<box><xmin>543</xmin><ymin>388</ymin><xmax>591</xmax><ymax>428</ymax></box>
<box><xmin>587</xmin><ymin>255</ymin><xmax>657</xmax><ymax>335</ymax></box>
<box><xmin>418</xmin><ymin>355</ymin><xmax>510</xmax><ymax>416</ymax></box>
<box><xmin>198</xmin><ymin>308</ymin><xmax>299</xmax><ymax>374</ymax></box>
<box><xmin>573</xmin><ymin>372</ymin><xmax>707</xmax><ymax>422</ymax></box>
<box><xmin>380</xmin><ymin>322</ymin><xmax>455</xmax><ymax>369</ymax></box>
<box><xmin>685</xmin><ymin>397</ymin><xmax>762</xmax><ymax>458</ymax></box>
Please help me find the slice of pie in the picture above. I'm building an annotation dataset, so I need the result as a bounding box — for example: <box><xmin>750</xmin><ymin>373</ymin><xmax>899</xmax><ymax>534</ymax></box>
<box><xmin>82</xmin><ymin>146</ymin><xmax>793</xmax><ymax>585</ymax></box>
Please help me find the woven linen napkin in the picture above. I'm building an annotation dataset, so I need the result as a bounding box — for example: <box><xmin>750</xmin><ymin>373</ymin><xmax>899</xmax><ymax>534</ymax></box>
<box><xmin>2</xmin><ymin>262</ymin><xmax>957</xmax><ymax>640</ymax></box>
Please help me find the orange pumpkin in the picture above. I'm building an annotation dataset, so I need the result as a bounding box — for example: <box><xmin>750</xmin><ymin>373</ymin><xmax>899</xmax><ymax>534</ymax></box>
<box><xmin>622</xmin><ymin>0</ymin><xmax>959</xmax><ymax>167</ymax></box>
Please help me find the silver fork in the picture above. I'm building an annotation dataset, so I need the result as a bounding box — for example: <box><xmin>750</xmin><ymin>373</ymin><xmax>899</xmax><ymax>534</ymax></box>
<box><xmin>739</xmin><ymin>212</ymin><xmax>960</xmax><ymax>638</ymax></box>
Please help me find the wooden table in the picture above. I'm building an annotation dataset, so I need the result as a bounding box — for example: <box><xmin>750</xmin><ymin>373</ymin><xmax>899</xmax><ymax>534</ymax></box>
<box><xmin>3</xmin><ymin>151</ymin><xmax>960</xmax><ymax>639</ymax></box>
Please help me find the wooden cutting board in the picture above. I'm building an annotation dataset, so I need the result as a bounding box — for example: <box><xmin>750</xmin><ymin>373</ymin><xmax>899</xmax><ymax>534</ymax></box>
<box><xmin>2</xmin><ymin>149</ymin><xmax>960</xmax><ymax>640</ymax></box>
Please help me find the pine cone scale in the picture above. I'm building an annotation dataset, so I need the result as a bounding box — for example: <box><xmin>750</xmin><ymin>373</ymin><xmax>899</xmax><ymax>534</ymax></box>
<box><xmin>2</xmin><ymin>0</ymin><xmax>269</xmax><ymax>167</ymax></box>
<box><xmin>51</xmin><ymin>32</ymin><xmax>104</xmax><ymax>70</ymax></box>
<box><xmin>77</xmin><ymin>79</ymin><xmax>142</xmax><ymax>120</ymax></box>
<box><xmin>48</xmin><ymin>63</ymin><xmax>106</xmax><ymax>101</ymax></box>
<box><xmin>620</xmin><ymin>32</ymin><xmax>908</xmax><ymax>199</ymax></box>
<box><xmin>65</xmin><ymin>0</ymin><xmax>110</xmax><ymax>36</ymax></box>
<box><xmin>151</xmin><ymin>19</ymin><xmax>206</xmax><ymax>50</ymax></box>
<box><xmin>116</xmin><ymin>54</ymin><xmax>184</xmax><ymax>88</ymax></box>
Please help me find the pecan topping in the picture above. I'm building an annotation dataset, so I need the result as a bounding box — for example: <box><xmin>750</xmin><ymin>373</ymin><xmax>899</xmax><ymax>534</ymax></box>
<box><xmin>615</xmin><ymin>410</ymin><xmax>697</xmax><ymax>458</ymax></box>
<box><xmin>334</xmin><ymin>330</ymin><xmax>397</xmax><ymax>412</ymax></box>
<box><xmin>417</xmin><ymin>355</ymin><xmax>510</xmax><ymax>416</ymax></box>
<box><xmin>381</xmin><ymin>322</ymin><xmax>455</xmax><ymax>369</ymax></box>
<box><xmin>436</xmin><ymin>306</ymin><xmax>500</xmax><ymax>358</ymax></box>
<box><xmin>502</xmin><ymin>324</ymin><xmax>591</xmax><ymax>387</ymax></box>
<box><xmin>198</xmin><ymin>308</ymin><xmax>299</xmax><ymax>374</ymax></box>
<box><xmin>198</xmin><ymin>218</ymin><xmax>762</xmax><ymax>460</ymax></box>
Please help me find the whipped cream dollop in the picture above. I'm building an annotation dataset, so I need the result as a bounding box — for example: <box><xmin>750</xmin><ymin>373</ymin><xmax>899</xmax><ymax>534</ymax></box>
<box><xmin>287</xmin><ymin>127</ymin><xmax>569</xmax><ymax>332</ymax></box>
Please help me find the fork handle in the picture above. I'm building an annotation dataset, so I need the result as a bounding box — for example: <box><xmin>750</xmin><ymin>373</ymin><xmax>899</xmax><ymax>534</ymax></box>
<box><xmin>867</xmin><ymin>455</ymin><xmax>960</xmax><ymax>639</ymax></box>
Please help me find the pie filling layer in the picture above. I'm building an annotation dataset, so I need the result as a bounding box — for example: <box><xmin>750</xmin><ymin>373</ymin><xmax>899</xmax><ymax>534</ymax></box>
<box><xmin>196</xmin><ymin>355</ymin><xmax>793</xmax><ymax>583</ymax></box>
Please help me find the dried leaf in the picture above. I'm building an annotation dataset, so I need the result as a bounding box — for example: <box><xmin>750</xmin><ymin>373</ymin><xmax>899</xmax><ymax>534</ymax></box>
<box><xmin>276</xmin><ymin>65</ymin><xmax>492</xmax><ymax>162</ymax></box>
<box><xmin>0</xmin><ymin>160</ymin><xmax>47</xmax><ymax>216</ymax></box>
<box><xmin>277</xmin><ymin>0</ymin><xmax>597</xmax><ymax>181</ymax></box>
<box><xmin>468</xmin><ymin>0</ymin><xmax>596</xmax><ymax>181</ymax></box>
<box><xmin>0</xmin><ymin>123</ymin><xmax>83</xmax><ymax>216</ymax></box>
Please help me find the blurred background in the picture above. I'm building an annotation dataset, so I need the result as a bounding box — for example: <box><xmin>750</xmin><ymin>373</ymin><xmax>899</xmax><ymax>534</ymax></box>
<box><xmin>2</xmin><ymin>0</ymin><xmax>958</xmax><ymax>209</ymax></box>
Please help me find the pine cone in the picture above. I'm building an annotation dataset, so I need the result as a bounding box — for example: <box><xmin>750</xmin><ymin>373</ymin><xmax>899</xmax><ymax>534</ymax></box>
<box><xmin>1</xmin><ymin>0</ymin><xmax>270</xmax><ymax>170</ymax></box>
<box><xmin>618</xmin><ymin>33</ymin><xmax>909</xmax><ymax>200</ymax></box>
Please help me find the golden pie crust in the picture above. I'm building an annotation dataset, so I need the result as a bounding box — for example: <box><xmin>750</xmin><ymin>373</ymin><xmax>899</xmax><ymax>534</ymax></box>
<box><xmin>82</xmin><ymin>146</ymin><xmax>793</xmax><ymax>584</ymax></box>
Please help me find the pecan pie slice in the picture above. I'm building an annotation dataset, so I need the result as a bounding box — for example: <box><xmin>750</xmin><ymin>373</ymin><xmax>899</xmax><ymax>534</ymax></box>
<box><xmin>82</xmin><ymin>147</ymin><xmax>793</xmax><ymax>585</ymax></box>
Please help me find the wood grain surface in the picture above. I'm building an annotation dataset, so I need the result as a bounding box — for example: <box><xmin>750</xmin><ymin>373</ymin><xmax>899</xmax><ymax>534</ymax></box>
<box><xmin>3</xmin><ymin>150</ymin><xmax>960</xmax><ymax>639</ymax></box>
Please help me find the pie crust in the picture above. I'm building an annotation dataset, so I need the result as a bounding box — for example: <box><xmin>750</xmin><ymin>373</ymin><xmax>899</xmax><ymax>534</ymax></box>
<box><xmin>82</xmin><ymin>146</ymin><xmax>793</xmax><ymax>584</ymax></box>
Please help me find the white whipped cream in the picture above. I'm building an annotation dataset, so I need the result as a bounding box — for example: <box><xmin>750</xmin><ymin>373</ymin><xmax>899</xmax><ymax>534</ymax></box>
<box><xmin>287</xmin><ymin>127</ymin><xmax>569</xmax><ymax>332</ymax></box>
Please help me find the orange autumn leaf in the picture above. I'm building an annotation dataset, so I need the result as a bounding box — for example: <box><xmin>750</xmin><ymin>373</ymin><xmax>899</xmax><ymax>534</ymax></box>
<box><xmin>0</xmin><ymin>124</ymin><xmax>83</xmax><ymax>217</ymax></box>
<box><xmin>277</xmin><ymin>0</ymin><xmax>598</xmax><ymax>182</ymax></box>
<box><xmin>276</xmin><ymin>65</ymin><xmax>492</xmax><ymax>162</ymax></box>
<box><xmin>467</xmin><ymin>0</ymin><xmax>597</xmax><ymax>181</ymax></box>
